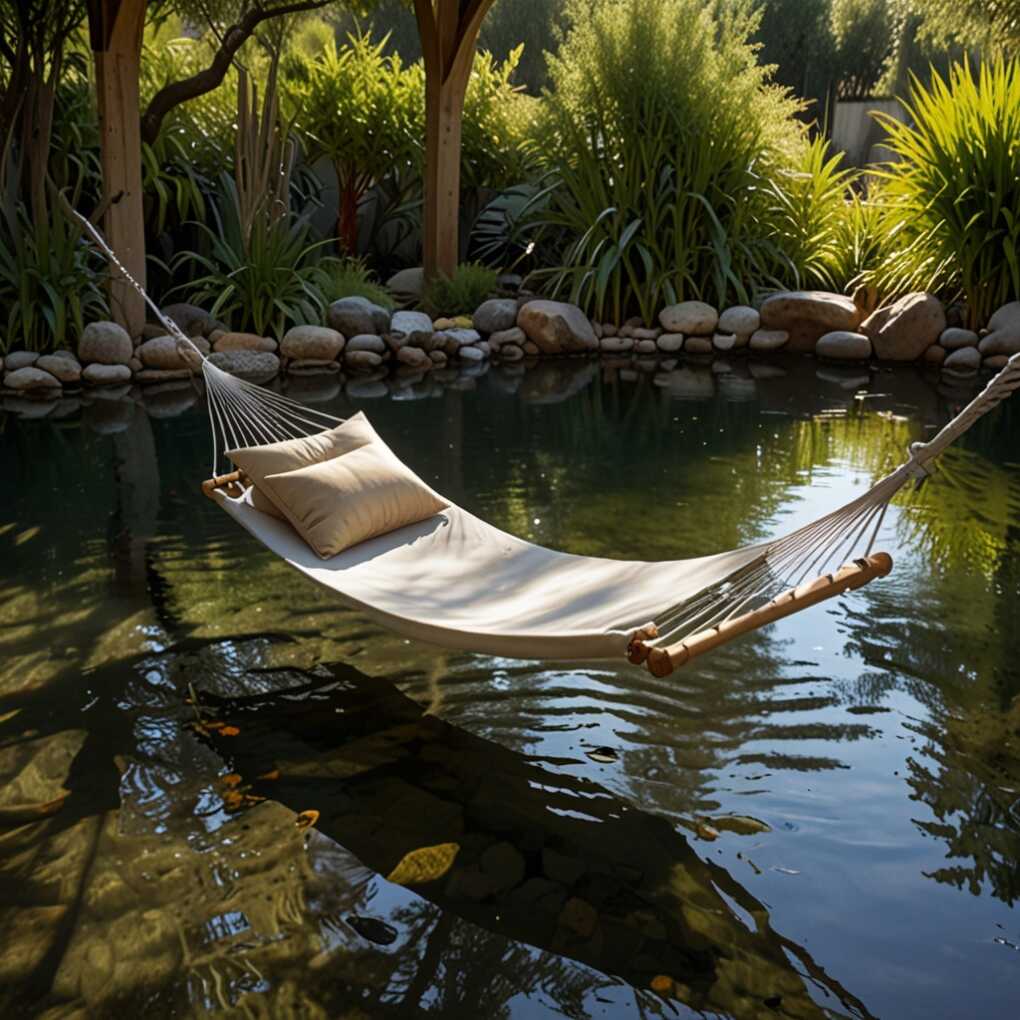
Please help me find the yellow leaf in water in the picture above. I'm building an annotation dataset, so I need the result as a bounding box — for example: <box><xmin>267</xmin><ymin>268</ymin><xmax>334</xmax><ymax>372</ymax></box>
<box><xmin>258</xmin><ymin>769</ymin><xmax>280</xmax><ymax>781</ymax></box>
<box><xmin>14</xmin><ymin>526</ymin><xmax>41</xmax><ymax>546</ymax></box>
<box><xmin>295</xmin><ymin>809</ymin><xmax>319</xmax><ymax>830</ymax></box>
<box><xmin>222</xmin><ymin>773</ymin><xmax>242</xmax><ymax>787</ymax></box>
<box><xmin>386</xmin><ymin>843</ymin><xmax>460</xmax><ymax>886</ymax></box>
<box><xmin>220</xmin><ymin>726</ymin><xmax>240</xmax><ymax>737</ymax></box>
<box><xmin>223</xmin><ymin>791</ymin><xmax>244</xmax><ymax>810</ymax></box>
<box><xmin>650</xmin><ymin>975</ymin><xmax>674</xmax><ymax>994</ymax></box>
<box><xmin>695</xmin><ymin>823</ymin><xmax>719</xmax><ymax>842</ymax></box>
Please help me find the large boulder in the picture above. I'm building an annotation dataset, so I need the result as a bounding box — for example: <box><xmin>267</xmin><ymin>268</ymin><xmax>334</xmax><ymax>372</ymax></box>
<box><xmin>862</xmin><ymin>292</ymin><xmax>946</xmax><ymax>362</ymax></box>
<box><xmin>139</xmin><ymin>335</ymin><xmax>208</xmax><ymax>370</ymax></box>
<box><xmin>759</xmin><ymin>291</ymin><xmax>862</xmax><ymax>352</ymax></box>
<box><xmin>35</xmin><ymin>354</ymin><xmax>82</xmax><ymax>384</ymax></box>
<box><xmin>816</xmin><ymin>330</ymin><xmax>872</xmax><ymax>361</ymax></box>
<box><xmin>659</xmin><ymin>301</ymin><xmax>718</xmax><ymax>335</ymax></box>
<box><xmin>387</xmin><ymin>311</ymin><xmax>433</xmax><ymax>350</ymax></box>
<box><xmin>517</xmin><ymin>300</ymin><xmax>597</xmax><ymax>354</ymax></box>
<box><xmin>327</xmin><ymin>296</ymin><xmax>391</xmax><ymax>337</ymax></box>
<box><xmin>78</xmin><ymin>321</ymin><xmax>133</xmax><ymax>365</ymax></box>
<box><xmin>978</xmin><ymin>301</ymin><xmax>1020</xmax><ymax>356</ymax></box>
<box><xmin>207</xmin><ymin>350</ymin><xmax>279</xmax><ymax>382</ymax></box>
<box><xmin>4</xmin><ymin>366</ymin><xmax>61</xmax><ymax>391</ymax></box>
<box><xmin>160</xmin><ymin>303</ymin><xmax>224</xmax><ymax>337</ymax></box>
<box><xmin>472</xmin><ymin>298</ymin><xmax>518</xmax><ymax>335</ymax></box>
<box><xmin>281</xmin><ymin>325</ymin><xmax>345</xmax><ymax>362</ymax></box>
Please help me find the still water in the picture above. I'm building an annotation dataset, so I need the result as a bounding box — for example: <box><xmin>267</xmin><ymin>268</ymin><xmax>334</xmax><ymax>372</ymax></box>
<box><xmin>1</xmin><ymin>356</ymin><xmax>1018</xmax><ymax>1019</ymax></box>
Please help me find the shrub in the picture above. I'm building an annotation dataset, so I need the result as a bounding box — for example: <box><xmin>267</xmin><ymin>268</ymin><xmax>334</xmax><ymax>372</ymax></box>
<box><xmin>867</xmin><ymin>58</ymin><xmax>1020</xmax><ymax>327</ymax></box>
<box><xmin>423</xmin><ymin>262</ymin><xmax>498</xmax><ymax>317</ymax></box>
<box><xmin>313</xmin><ymin>257</ymin><xmax>393</xmax><ymax>308</ymax></box>
<box><xmin>527</xmin><ymin>0</ymin><xmax>805</xmax><ymax>323</ymax></box>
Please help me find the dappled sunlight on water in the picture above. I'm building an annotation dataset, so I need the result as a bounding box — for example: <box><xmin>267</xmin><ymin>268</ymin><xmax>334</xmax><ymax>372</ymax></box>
<box><xmin>1</xmin><ymin>356</ymin><xmax>1018</xmax><ymax>1018</ymax></box>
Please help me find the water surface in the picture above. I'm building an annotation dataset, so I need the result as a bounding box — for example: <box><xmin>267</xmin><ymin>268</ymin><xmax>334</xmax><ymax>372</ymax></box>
<box><xmin>2</xmin><ymin>356</ymin><xmax>1018</xmax><ymax>1018</ymax></box>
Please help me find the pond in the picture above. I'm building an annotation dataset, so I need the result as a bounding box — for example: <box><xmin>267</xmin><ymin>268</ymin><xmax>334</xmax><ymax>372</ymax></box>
<box><xmin>2</xmin><ymin>355</ymin><xmax>1019</xmax><ymax>1019</ymax></box>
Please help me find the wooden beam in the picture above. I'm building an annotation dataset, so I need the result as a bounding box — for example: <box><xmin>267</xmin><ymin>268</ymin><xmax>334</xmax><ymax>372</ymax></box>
<box><xmin>630</xmin><ymin>553</ymin><xmax>894</xmax><ymax>677</ymax></box>
<box><xmin>92</xmin><ymin>0</ymin><xmax>147</xmax><ymax>338</ymax></box>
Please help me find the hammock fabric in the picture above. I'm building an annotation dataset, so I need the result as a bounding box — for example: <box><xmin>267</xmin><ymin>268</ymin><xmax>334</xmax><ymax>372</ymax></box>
<box><xmin>83</xmin><ymin>219</ymin><xmax>1020</xmax><ymax>674</ymax></box>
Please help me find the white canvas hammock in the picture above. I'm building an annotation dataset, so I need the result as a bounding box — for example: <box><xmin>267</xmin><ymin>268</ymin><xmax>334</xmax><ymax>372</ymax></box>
<box><xmin>82</xmin><ymin>220</ymin><xmax>1020</xmax><ymax>675</ymax></box>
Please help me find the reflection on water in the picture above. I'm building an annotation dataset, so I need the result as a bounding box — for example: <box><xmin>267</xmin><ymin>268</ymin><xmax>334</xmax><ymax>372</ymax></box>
<box><xmin>1</xmin><ymin>355</ymin><xmax>1019</xmax><ymax>1018</ymax></box>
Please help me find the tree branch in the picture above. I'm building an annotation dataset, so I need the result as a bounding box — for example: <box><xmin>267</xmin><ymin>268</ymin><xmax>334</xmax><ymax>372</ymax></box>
<box><xmin>139</xmin><ymin>0</ymin><xmax>329</xmax><ymax>145</ymax></box>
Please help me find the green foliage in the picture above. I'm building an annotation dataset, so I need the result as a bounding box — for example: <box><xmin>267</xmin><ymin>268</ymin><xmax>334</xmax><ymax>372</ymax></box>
<box><xmin>829</xmin><ymin>0</ymin><xmax>897</xmax><ymax>99</ymax></box>
<box><xmin>528</xmin><ymin>0</ymin><xmax>805</xmax><ymax>323</ymax></box>
<box><xmin>423</xmin><ymin>262</ymin><xmax>498</xmax><ymax>318</ymax></box>
<box><xmin>867</xmin><ymin>58</ymin><xmax>1020</xmax><ymax>327</ymax></box>
<box><xmin>313</xmin><ymin>257</ymin><xmax>393</xmax><ymax>308</ymax></box>
<box><xmin>479</xmin><ymin>0</ymin><xmax>568</xmax><ymax>93</ymax></box>
<box><xmin>908</xmin><ymin>0</ymin><xmax>1020</xmax><ymax>56</ymax></box>
<box><xmin>460</xmin><ymin>47</ymin><xmax>540</xmax><ymax>192</ymax></box>
<box><xmin>763</xmin><ymin>136</ymin><xmax>859</xmax><ymax>291</ymax></box>
<box><xmin>0</xmin><ymin>148</ymin><xmax>107</xmax><ymax>354</ymax></box>
<box><xmin>171</xmin><ymin>174</ymin><xmax>330</xmax><ymax>337</ymax></box>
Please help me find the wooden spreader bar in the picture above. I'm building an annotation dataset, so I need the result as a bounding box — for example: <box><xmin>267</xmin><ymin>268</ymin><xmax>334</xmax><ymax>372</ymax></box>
<box><xmin>201</xmin><ymin>470</ymin><xmax>246</xmax><ymax>500</ymax></box>
<box><xmin>628</xmin><ymin>552</ymin><xmax>892</xmax><ymax>678</ymax></box>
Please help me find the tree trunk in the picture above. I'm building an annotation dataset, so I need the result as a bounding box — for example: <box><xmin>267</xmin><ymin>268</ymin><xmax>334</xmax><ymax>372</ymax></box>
<box><xmin>415</xmin><ymin>0</ymin><xmax>494</xmax><ymax>282</ymax></box>
<box><xmin>91</xmin><ymin>0</ymin><xmax>147</xmax><ymax>338</ymax></box>
<box><xmin>423</xmin><ymin>65</ymin><xmax>469</xmax><ymax>279</ymax></box>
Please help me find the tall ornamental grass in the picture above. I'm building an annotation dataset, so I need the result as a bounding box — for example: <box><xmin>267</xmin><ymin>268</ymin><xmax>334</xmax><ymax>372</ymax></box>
<box><xmin>868</xmin><ymin>59</ymin><xmax>1020</xmax><ymax>328</ymax></box>
<box><xmin>529</xmin><ymin>0</ymin><xmax>805</xmax><ymax>323</ymax></box>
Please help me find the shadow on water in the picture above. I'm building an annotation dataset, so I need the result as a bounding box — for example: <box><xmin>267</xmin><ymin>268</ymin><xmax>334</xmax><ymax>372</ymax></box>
<box><xmin>0</xmin><ymin>640</ymin><xmax>874</xmax><ymax>1019</ymax></box>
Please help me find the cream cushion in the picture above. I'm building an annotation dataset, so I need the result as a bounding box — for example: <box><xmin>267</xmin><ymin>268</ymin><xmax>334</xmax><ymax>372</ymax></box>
<box><xmin>261</xmin><ymin>440</ymin><xmax>447</xmax><ymax>559</ymax></box>
<box><xmin>227</xmin><ymin>412</ymin><xmax>378</xmax><ymax>519</ymax></box>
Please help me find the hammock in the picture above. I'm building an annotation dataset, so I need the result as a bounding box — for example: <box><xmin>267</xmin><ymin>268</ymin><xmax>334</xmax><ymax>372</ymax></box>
<box><xmin>82</xmin><ymin>220</ymin><xmax>1020</xmax><ymax>674</ymax></box>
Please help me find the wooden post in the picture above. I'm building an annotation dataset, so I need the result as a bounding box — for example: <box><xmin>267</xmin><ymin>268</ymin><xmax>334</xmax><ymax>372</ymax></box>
<box><xmin>414</xmin><ymin>0</ymin><xmax>494</xmax><ymax>281</ymax></box>
<box><xmin>631</xmin><ymin>553</ymin><xmax>893</xmax><ymax>677</ymax></box>
<box><xmin>89</xmin><ymin>0</ymin><xmax>148</xmax><ymax>338</ymax></box>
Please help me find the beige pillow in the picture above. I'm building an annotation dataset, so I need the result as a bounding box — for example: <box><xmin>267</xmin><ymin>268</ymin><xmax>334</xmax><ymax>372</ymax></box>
<box><xmin>227</xmin><ymin>412</ymin><xmax>377</xmax><ymax>518</ymax></box>
<box><xmin>261</xmin><ymin>440</ymin><xmax>447</xmax><ymax>558</ymax></box>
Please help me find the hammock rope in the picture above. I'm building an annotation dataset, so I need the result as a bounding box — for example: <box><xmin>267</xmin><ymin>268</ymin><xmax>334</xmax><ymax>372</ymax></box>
<box><xmin>76</xmin><ymin>214</ymin><xmax>1020</xmax><ymax>673</ymax></box>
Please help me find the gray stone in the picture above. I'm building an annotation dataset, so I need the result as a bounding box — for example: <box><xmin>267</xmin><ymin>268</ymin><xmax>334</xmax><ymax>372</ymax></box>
<box><xmin>749</xmin><ymin>328</ymin><xmax>789</xmax><ymax>352</ymax></box>
<box><xmin>5</xmin><ymin>351</ymin><xmax>39</xmax><ymax>371</ymax></box>
<box><xmin>480</xmin><ymin>841</ymin><xmax>526</xmax><ymax>894</ymax></box>
<box><xmin>35</xmin><ymin>354</ymin><xmax>81</xmax><ymax>383</ymax></box>
<box><xmin>631</xmin><ymin>327</ymin><xmax>660</xmax><ymax>340</ymax></box>
<box><xmin>397</xmin><ymin>345</ymin><xmax>430</xmax><ymax>368</ymax></box>
<box><xmin>388</xmin><ymin>311</ymin><xmax>433</xmax><ymax>350</ymax></box>
<box><xmin>943</xmin><ymin>346</ymin><xmax>981</xmax><ymax>373</ymax></box>
<box><xmin>759</xmin><ymin>291</ymin><xmax>862</xmax><ymax>352</ymax></box>
<box><xmin>207</xmin><ymin>350</ymin><xmax>279</xmax><ymax>381</ymax></box>
<box><xmin>82</xmin><ymin>363</ymin><xmax>132</xmax><ymax>386</ymax></box>
<box><xmin>712</xmin><ymin>332</ymin><xmax>737</xmax><ymax>352</ymax></box>
<box><xmin>347</xmin><ymin>333</ymin><xmax>386</xmax><ymax>354</ymax></box>
<box><xmin>924</xmin><ymin>344</ymin><xmax>947</xmax><ymax>365</ymax></box>
<box><xmin>4</xmin><ymin>366</ymin><xmax>61</xmax><ymax>391</ymax></box>
<box><xmin>862</xmin><ymin>292</ymin><xmax>946</xmax><ymax>361</ymax></box>
<box><xmin>345</xmin><ymin>349</ymin><xmax>383</xmax><ymax>371</ymax></box>
<box><xmin>984</xmin><ymin>354</ymin><xmax>1010</xmax><ymax>369</ymax></box>
<box><xmin>488</xmin><ymin>326</ymin><xmax>525</xmax><ymax>350</ymax></box>
<box><xmin>79</xmin><ymin>321</ymin><xmax>133</xmax><ymax>365</ymax></box>
<box><xmin>459</xmin><ymin>344</ymin><xmax>486</xmax><ymax>363</ymax></box>
<box><xmin>939</xmin><ymin>327</ymin><xmax>979</xmax><ymax>350</ymax></box>
<box><xmin>635</xmin><ymin>339</ymin><xmax>657</xmax><ymax>354</ymax></box>
<box><xmin>979</xmin><ymin>301</ymin><xmax>1020</xmax><ymax>356</ymax></box>
<box><xmin>500</xmin><ymin>343</ymin><xmax>524</xmax><ymax>362</ymax></box>
<box><xmin>518</xmin><ymin>299</ymin><xmax>598</xmax><ymax>354</ymax></box>
<box><xmin>718</xmin><ymin>305</ymin><xmax>760</xmax><ymax>336</ymax></box>
<box><xmin>601</xmin><ymin>337</ymin><xmax>634</xmax><ymax>353</ymax></box>
<box><xmin>659</xmin><ymin>300</ymin><xmax>718</xmax><ymax>334</ymax></box>
<box><xmin>281</xmin><ymin>325</ymin><xmax>345</xmax><ymax>362</ymax></box>
<box><xmin>386</xmin><ymin>266</ymin><xmax>425</xmax><ymax>302</ymax></box>
<box><xmin>684</xmin><ymin>336</ymin><xmax>713</xmax><ymax>354</ymax></box>
<box><xmin>428</xmin><ymin>350</ymin><xmax>448</xmax><ymax>365</ymax></box>
<box><xmin>656</xmin><ymin>333</ymin><xmax>685</xmax><ymax>353</ymax></box>
<box><xmin>135</xmin><ymin>368</ymin><xmax>193</xmax><ymax>383</ymax></box>
<box><xmin>473</xmin><ymin>298</ymin><xmax>518</xmax><ymax>335</ymax></box>
<box><xmin>160</xmin><ymin>303</ymin><xmax>224</xmax><ymax>337</ymax></box>
<box><xmin>327</xmin><ymin>296</ymin><xmax>391</xmax><ymax>337</ymax></box>
<box><xmin>439</xmin><ymin>328</ymin><xmax>481</xmax><ymax>352</ymax></box>
<box><xmin>816</xmin><ymin>330</ymin><xmax>872</xmax><ymax>360</ymax></box>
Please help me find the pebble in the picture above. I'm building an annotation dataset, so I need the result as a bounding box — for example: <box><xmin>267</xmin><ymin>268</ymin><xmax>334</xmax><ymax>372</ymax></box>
<box><xmin>35</xmin><ymin>354</ymin><xmax>82</xmax><ymax>383</ymax></box>
<box><xmin>345</xmin><ymin>350</ymin><xmax>384</xmax><ymax>371</ymax></box>
<box><xmin>749</xmin><ymin>329</ymin><xmax>789</xmax><ymax>352</ymax></box>
<box><xmin>656</xmin><ymin>334</ymin><xmax>684</xmax><ymax>353</ymax></box>
<box><xmin>684</xmin><ymin>336</ymin><xmax>713</xmax><ymax>354</ymax></box>
<box><xmin>82</xmin><ymin>363</ymin><xmax>132</xmax><ymax>386</ymax></box>
<box><xmin>942</xmin><ymin>346</ymin><xmax>981</xmax><ymax>373</ymax></box>
<box><xmin>4</xmin><ymin>366</ymin><xmax>61</xmax><ymax>391</ymax></box>
<box><xmin>5</xmin><ymin>351</ymin><xmax>39</xmax><ymax>371</ymax></box>
<box><xmin>600</xmin><ymin>337</ymin><xmax>634</xmax><ymax>353</ymax></box>
<box><xmin>939</xmin><ymin>327</ymin><xmax>979</xmax><ymax>350</ymax></box>
<box><xmin>712</xmin><ymin>332</ymin><xmax>737</xmax><ymax>351</ymax></box>
<box><xmin>346</xmin><ymin>334</ymin><xmax>386</xmax><ymax>354</ymax></box>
